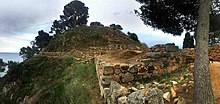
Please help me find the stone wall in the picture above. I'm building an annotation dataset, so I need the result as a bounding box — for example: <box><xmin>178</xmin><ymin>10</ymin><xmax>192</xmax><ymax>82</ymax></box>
<box><xmin>95</xmin><ymin>51</ymin><xmax>184</xmax><ymax>103</ymax></box>
<box><xmin>183</xmin><ymin>44</ymin><xmax>220</xmax><ymax>63</ymax></box>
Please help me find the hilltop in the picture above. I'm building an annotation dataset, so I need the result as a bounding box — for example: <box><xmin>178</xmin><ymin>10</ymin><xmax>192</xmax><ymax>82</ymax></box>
<box><xmin>46</xmin><ymin>26</ymin><xmax>144</xmax><ymax>51</ymax></box>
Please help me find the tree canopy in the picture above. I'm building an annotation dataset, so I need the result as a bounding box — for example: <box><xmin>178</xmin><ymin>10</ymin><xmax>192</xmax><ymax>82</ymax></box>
<box><xmin>135</xmin><ymin>0</ymin><xmax>220</xmax><ymax>35</ymax></box>
<box><xmin>0</xmin><ymin>58</ymin><xmax>4</xmax><ymax>67</ymax></box>
<box><xmin>51</xmin><ymin>0</ymin><xmax>89</xmax><ymax>34</ymax></box>
<box><xmin>63</xmin><ymin>0</ymin><xmax>89</xmax><ymax>28</ymax></box>
<box><xmin>135</xmin><ymin>0</ymin><xmax>198</xmax><ymax>35</ymax></box>
<box><xmin>19</xmin><ymin>46</ymin><xmax>39</xmax><ymax>60</ymax></box>
<box><xmin>34</xmin><ymin>30</ymin><xmax>52</xmax><ymax>50</ymax></box>
<box><xmin>51</xmin><ymin>20</ymin><xmax>66</xmax><ymax>34</ymax></box>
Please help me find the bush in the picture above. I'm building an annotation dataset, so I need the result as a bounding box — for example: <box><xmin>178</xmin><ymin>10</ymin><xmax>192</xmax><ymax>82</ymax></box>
<box><xmin>0</xmin><ymin>67</ymin><xmax>5</xmax><ymax>72</ymax></box>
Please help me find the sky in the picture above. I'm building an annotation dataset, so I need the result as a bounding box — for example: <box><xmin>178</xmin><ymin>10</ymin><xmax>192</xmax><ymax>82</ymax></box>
<box><xmin>0</xmin><ymin>0</ymin><xmax>185</xmax><ymax>53</ymax></box>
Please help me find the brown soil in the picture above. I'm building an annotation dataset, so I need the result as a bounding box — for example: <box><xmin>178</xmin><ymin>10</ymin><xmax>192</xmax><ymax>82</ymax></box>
<box><xmin>210</xmin><ymin>62</ymin><xmax>220</xmax><ymax>103</ymax></box>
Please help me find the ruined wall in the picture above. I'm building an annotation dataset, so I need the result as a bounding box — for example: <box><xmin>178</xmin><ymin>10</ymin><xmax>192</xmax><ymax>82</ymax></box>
<box><xmin>95</xmin><ymin>51</ymin><xmax>184</xmax><ymax>103</ymax></box>
<box><xmin>183</xmin><ymin>44</ymin><xmax>220</xmax><ymax>63</ymax></box>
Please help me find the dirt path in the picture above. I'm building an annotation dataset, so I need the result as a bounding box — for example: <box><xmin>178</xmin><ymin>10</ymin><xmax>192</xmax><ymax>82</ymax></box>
<box><xmin>210</xmin><ymin>62</ymin><xmax>220</xmax><ymax>103</ymax></box>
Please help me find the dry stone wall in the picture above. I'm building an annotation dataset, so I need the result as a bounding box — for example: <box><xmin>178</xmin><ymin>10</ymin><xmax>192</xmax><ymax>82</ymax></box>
<box><xmin>95</xmin><ymin>51</ymin><xmax>184</xmax><ymax>103</ymax></box>
<box><xmin>183</xmin><ymin>44</ymin><xmax>220</xmax><ymax>63</ymax></box>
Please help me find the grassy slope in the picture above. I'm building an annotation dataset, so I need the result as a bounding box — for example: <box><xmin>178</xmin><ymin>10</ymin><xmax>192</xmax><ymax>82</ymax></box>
<box><xmin>0</xmin><ymin>56</ymin><xmax>98</xmax><ymax>104</ymax></box>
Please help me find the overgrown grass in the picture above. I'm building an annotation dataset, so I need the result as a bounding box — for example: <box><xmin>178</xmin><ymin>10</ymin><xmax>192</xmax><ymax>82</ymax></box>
<box><xmin>0</xmin><ymin>56</ymin><xmax>97</xmax><ymax>104</ymax></box>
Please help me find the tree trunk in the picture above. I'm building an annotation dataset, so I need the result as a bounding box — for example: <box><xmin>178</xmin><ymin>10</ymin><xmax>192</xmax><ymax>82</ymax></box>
<box><xmin>193</xmin><ymin>0</ymin><xmax>215</xmax><ymax>103</ymax></box>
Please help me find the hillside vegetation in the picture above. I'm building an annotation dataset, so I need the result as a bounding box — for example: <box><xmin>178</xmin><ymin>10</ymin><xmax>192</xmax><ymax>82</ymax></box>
<box><xmin>0</xmin><ymin>56</ymin><xmax>99</xmax><ymax>104</ymax></box>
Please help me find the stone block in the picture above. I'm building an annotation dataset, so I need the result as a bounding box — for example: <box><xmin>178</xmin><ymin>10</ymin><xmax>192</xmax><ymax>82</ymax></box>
<box><xmin>121</xmin><ymin>69</ymin><xmax>127</xmax><ymax>73</ymax></box>
<box><xmin>112</xmin><ymin>75</ymin><xmax>121</xmax><ymax>82</ymax></box>
<box><xmin>101</xmin><ymin>76</ymin><xmax>113</xmax><ymax>85</ymax></box>
<box><xmin>122</xmin><ymin>73</ymin><xmax>134</xmax><ymax>83</ymax></box>
<box><xmin>128</xmin><ymin>65</ymin><xmax>138</xmax><ymax>73</ymax></box>
<box><xmin>120</xmin><ymin>64</ymin><xmax>129</xmax><ymax>70</ymax></box>
<box><xmin>134</xmin><ymin>74</ymin><xmax>143</xmax><ymax>81</ymax></box>
<box><xmin>103</xmin><ymin>66</ymin><xmax>114</xmax><ymax>75</ymax></box>
<box><xmin>114</xmin><ymin>64</ymin><xmax>120</xmax><ymax>69</ymax></box>
<box><xmin>114</xmin><ymin>68</ymin><xmax>121</xmax><ymax>75</ymax></box>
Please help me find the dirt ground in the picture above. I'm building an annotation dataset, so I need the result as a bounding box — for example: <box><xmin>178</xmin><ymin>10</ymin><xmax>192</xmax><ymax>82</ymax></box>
<box><xmin>210</xmin><ymin>62</ymin><xmax>220</xmax><ymax>103</ymax></box>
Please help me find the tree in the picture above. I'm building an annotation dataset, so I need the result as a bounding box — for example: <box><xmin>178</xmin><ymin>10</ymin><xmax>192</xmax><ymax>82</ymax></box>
<box><xmin>19</xmin><ymin>46</ymin><xmax>39</xmax><ymax>60</ymax></box>
<box><xmin>0</xmin><ymin>58</ymin><xmax>5</xmax><ymax>72</ymax></box>
<box><xmin>183</xmin><ymin>32</ymin><xmax>195</xmax><ymax>48</ymax></box>
<box><xmin>50</xmin><ymin>19</ymin><xmax>67</xmax><ymax>34</ymax></box>
<box><xmin>193</xmin><ymin>0</ymin><xmax>214</xmax><ymax>103</ymax></box>
<box><xmin>135</xmin><ymin>0</ymin><xmax>215</xmax><ymax>103</ymax></box>
<box><xmin>135</xmin><ymin>0</ymin><xmax>220</xmax><ymax>35</ymax></box>
<box><xmin>90</xmin><ymin>22</ymin><xmax>104</xmax><ymax>27</ymax></box>
<box><xmin>127</xmin><ymin>32</ymin><xmax>140</xmax><ymax>42</ymax></box>
<box><xmin>0</xmin><ymin>58</ymin><xmax>4</xmax><ymax>67</ymax></box>
<box><xmin>135</xmin><ymin>0</ymin><xmax>198</xmax><ymax>35</ymax></box>
<box><xmin>50</xmin><ymin>0</ymin><xmax>89</xmax><ymax>35</ymax></box>
<box><xmin>63</xmin><ymin>0</ymin><xmax>89</xmax><ymax>28</ymax></box>
<box><xmin>34</xmin><ymin>30</ymin><xmax>52</xmax><ymax>50</ymax></box>
<box><xmin>110</xmin><ymin>24</ymin><xmax>123</xmax><ymax>30</ymax></box>
<box><xmin>7</xmin><ymin>61</ymin><xmax>21</xmax><ymax>76</ymax></box>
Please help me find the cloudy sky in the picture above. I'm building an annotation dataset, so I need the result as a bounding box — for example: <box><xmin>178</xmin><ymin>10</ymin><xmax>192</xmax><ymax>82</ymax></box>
<box><xmin>0</xmin><ymin>0</ymin><xmax>185</xmax><ymax>53</ymax></box>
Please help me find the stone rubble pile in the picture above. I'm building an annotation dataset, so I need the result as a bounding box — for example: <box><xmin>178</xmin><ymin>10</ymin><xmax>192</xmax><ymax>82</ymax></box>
<box><xmin>104</xmin><ymin>81</ymin><xmax>164</xmax><ymax>104</ymax></box>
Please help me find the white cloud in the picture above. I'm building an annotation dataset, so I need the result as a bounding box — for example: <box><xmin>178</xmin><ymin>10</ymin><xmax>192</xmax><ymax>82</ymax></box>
<box><xmin>0</xmin><ymin>0</ymin><xmax>184</xmax><ymax>52</ymax></box>
<box><xmin>0</xmin><ymin>34</ymin><xmax>35</xmax><ymax>52</ymax></box>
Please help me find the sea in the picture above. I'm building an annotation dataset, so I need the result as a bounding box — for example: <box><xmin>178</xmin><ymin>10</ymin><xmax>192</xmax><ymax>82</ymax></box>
<box><xmin>0</xmin><ymin>52</ymin><xmax>23</xmax><ymax>77</ymax></box>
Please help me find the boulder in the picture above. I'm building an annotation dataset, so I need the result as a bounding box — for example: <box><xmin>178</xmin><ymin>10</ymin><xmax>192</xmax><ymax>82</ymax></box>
<box><xmin>127</xmin><ymin>90</ymin><xmax>145</xmax><ymax>104</ymax></box>
<box><xmin>127</xmin><ymin>88</ymin><xmax>164</xmax><ymax>104</ymax></box>
<box><xmin>145</xmin><ymin>88</ymin><xmax>164</xmax><ymax>104</ymax></box>
<box><xmin>122</xmin><ymin>73</ymin><xmax>134</xmax><ymax>83</ymax></box>
<box><xmin>107</xmin><ymin>81</ymin><xmax>129</xmax><ymax>104</ymax></box>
